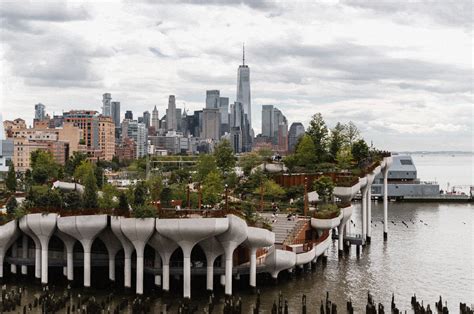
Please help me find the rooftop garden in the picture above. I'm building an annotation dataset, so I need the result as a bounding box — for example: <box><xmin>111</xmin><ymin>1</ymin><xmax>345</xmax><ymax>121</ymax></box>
<box><xmin>282</xmin><ymin>113</ymin><xmax>389</xmax><ymax>176</ymax></box>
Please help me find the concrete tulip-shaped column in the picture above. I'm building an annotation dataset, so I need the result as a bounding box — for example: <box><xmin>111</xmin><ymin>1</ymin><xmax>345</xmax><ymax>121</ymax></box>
<box><xmin>157</xmin><ymin>218</ymin><xmax>228</xmax><ymax>299</ymax></box>
<box><xmin>149</xmin><ymin>232</ymin><xmax>178</xmax><ymax>292</ymax></box>
<box><xmin>199</xmin><ymin>237</ymin><xmax>224</xmax><ymax>292</ymax></box>
<box><xmin>26</xmin><ymin>213</ymin><xmax>57</xmax><ymax>284</ymax></box>
<box><xmin>10</xmin><ymin>242</ymin><xmax>17</xmax><ymax>274</ymax></box>
<box><xmin>217</xmin><ymin>215</ymin><xmax>248</xmax><ymax>296</ymax></box>
<box><xmin>20</xmin><ymin>235</ymin><xmax>28</xmax><ymax>275</ymax></box>
<box><xmin>365</xmin><ymin>172</ymin><xmax>375</xmax><ymax>244</ymax></box>
<box><xmin>99</xmin><ymin>229</ymin><xmax>122</xmax><ymax>282</ymax></box>
<box><xmin>382</xmin><ymin>157</ymin><xmax>393</xmax><ymax>241</ymax></box>
<box><xmin>56</xmin><ymin>230</ymin><xmax>76</xmax><ymax>281</ymax></box>
<box><xmin>111</xmin><ymin>217</ymin><xmax>134</xmax><ymax>289</ymax></box>
<box><xmin>360</xmin><ymin>180</ymin><xmax>369</xmax><ymax>243</ymax></box>
<box><xmin>120</xmin><ymin>218</ymin><xmax>155</xmax><ymax>295</ymax></box>
<box><xmin>265</xmin><ymin>247</ymin><xmax>296</xmax><ymax>279</ymax></box>
<box><xmin>245</xmin><ymin>227</ymin><xmax>274</xmax><ymax>288</ymax></box>
<box><xmin>58</xmin><ymin>215</ymin><xmax>107</xmax><ymax>288</ymax></box>
<box><xmin>338</xmin><ymin>205</ymin><xmax>353</xmax><ymax>255</ymax></box>
<box><xmin>0</xmin><ymin>220</ymin><xmax>19</xmax><ymax>279</ymax></box>
<box><xmin>19</xmin><ymin>216</ymin><xmax>41</xmax><ymax>279</ymax></box>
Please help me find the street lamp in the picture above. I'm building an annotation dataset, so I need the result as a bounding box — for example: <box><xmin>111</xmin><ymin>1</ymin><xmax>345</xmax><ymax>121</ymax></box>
<box><xmin>225</xmin><ymin>184</ymin><xmax>229</xmax><ymax>211</ymax></box>
<box><xmin>304</xmin><ymin>176</ymin><xmax>308</xmax><ymax>217</ymax></box>
<box><xmin>186</xmin><ymin>177</ymin><xmax>191</xmax><ymax>209</ymax></box>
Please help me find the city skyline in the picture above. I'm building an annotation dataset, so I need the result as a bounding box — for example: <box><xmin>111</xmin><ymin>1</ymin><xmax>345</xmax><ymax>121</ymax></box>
<box><xmin>0</xmin><ymin>1</ymin><xmax>472</xmax><ymax>152</ymax></box>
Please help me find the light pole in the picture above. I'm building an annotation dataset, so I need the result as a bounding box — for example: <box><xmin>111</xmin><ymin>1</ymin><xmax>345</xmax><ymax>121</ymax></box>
<box><xmin>198</xmin><ymin>182</ymin><xmax>202</xmax><ymax>210</ymax></box>
<box><xmin>187</xmin><ymin>177</ymin><xmax>191</xmax><ymax>209</ymax></box>
<box><xmin>304</xmin><ymin>176</ymin><xmax>308</xmax><ymax>217</ymax></box>
<box><xmin>225</xmin><ymin>184</ymin><xmax>229</xmax><ymax>211</ymax></box>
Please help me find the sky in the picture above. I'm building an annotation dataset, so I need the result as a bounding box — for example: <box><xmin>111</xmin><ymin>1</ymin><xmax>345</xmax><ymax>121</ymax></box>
<box><xmin>0</xmin><ymin>0</ymin><xmax>472</xmax><ymax>151</ymax></box>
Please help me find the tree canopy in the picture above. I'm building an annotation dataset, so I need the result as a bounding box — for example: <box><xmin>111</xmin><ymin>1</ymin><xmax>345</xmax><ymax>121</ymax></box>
<box><xmin>31</xmin><ymin>150</ymin><xmax>60</xmax><ymax>184</ymax></box>
<box><xmin>213</xmin><ymin>139</ymin><xmax>236</xmax><ymax>173</ymax></box>
<box><xmin>306</xmin><ymin>113</ymin><xmax>329</xmax><ymax>163</ymax></box>
<box><xmin>6</xmin><ymin>163</ymin><xmax>16</xmax><ymax>192</ymax></box>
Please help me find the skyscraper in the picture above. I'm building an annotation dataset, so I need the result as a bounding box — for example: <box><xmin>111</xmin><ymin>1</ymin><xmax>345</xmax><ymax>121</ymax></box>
<box><xmin>219</xmin><ymin>97</ymin><xmax>229</xmax><ymax>135</ymax></box>
<box><xmin>125</xmin><ymin>110</ymin><xmax>133</xmax><ymax>120</ymax></box>
<box><xmin>262</xmin><ymin>105</ymin><xmax>274</xmax><ymax>138</ymax></box>
<box><xmin>111</xmin><ymin>101</ymin><xmax>120</xmax><ymax>126</ymax></box>
<box><xmin>288</xmin><ymin>122</ymin><xmax>305</xmax><ymax>152</ymax></box>
<box><xmin>236</xmin><ymin>45</ymin><xmax>251</xmax><ymax>129</ymax></box>
<box><xmin>35</xmin><ymin>103</ymin><xmax>46</xmax><ymax>121</ymax></box>
<box><xmin>202</xmin><ymin>108</ymin><xmax>220</xmax><ymax>141</ymax></box>
<box><xmin>152</xmin><ymin>106</ymin><xmax>159</xmax><ymax>129</ymax></box>
<box><xmin>111</xmin><ymin>101</ymin><xmax>121</xmax><ymax>139</ymax></box>
<box><xmin>166</xmin><ymin>95</ymin><xmax>177</xmax><ymax>131</ymax></box>
<box><xmin>143</xmin><ymin>111</ymin><xmax>151</xmax><ymax>128</ymax></box>
<box><xmin>206</xmin><ymin>90</ymin><xmax>220</xmax><ymax>109</ymax></box>
<box><xmin>102</xmin><ymin>93</ymin><xmax>112</xmax><ymax>116</ymax></box>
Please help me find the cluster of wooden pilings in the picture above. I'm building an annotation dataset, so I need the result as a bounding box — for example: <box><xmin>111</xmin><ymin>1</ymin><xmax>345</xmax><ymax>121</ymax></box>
<box><xmin>1</xmin><ymin>285</ymin><xmax>472</xmax><ymax>313</ymax></box>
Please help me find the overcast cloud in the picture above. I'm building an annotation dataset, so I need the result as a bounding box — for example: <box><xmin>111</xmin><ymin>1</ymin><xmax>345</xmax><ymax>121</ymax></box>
<box><xmin>0</xmin><ymin>0</ymin><xmax>472</xmax><ymax>151</ymax></box>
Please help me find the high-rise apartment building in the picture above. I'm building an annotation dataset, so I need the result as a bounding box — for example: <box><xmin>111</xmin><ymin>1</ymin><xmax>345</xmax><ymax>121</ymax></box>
<box><xmin>35</xmin><ymin>103</ymin><xmax>46</xmax><ymax>121</ymax></box>
<box><xmin>63</xmin><ymin>110</ymin><xmax>115</xmax><ymax>160</ymax></box>
<box><xmin>102</xmin><ymin>93</ymin><xmax>112</xmax><ymax>116</ymax></box>
<box><xmin>166</xmin><ymin>95</ymin><xmax>177</xmax><ymax>131</ymax></box>
<box><xmin>124</xmin><ymin>120</ymin><xmax>147</xmax><ymax>158</ymax></box>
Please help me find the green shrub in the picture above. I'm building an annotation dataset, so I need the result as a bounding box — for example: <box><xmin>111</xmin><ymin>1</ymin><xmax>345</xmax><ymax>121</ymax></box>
<box><xmin>313</xmin><ymin>203</ymin><xmax>340</xmax><ymax>219</ymax></box>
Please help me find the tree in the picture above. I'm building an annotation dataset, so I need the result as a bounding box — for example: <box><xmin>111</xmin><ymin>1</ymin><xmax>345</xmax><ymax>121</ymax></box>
<box><xmin>329</xmin><ymin>122</ymin><xmax>347</xmax><ymax>162</ymax></box>
<box><xmin>83</xmin><ymin>167</ymin><xmax>98</xmax><ymax>209</ymax></box>
<box><xmin>214</xmin><ymin>139</ymin><xmax>236</xmax><ymax>173</ymax></box>
<box><xmin>160</xmin><ymin>187</ymin><xmax>173</xmax><ymax>207</ymax></box>
<box><xmin>65</xmin><ymin>152</ymin><xmax>87</xmax><ymax>177</ymax></box>
<box><xmin>74</xmin><ymin>160</ymin><xmax>95</xmax><ymax>185</ymax></box>
<box><xmin>239</xmin><ymin>152</ymin><xmax>261</xmax><ymax>176</ymax></box>
<box><xmin>31</xmin><ymin>150</ymin><xmax>59</xmax><ymax>184</ymax></box>
<box><xmin>313</xmin><ymin>176</ymin><xmax>334</xmax><ymax>203</ymax></box>
<box><xmin>148</xmin><ymin>175</ymin><xmax>163</xmax><ymax>201</ymax></box>
<box><xmin>94</xmin><ymin>165</ymin><xmax>105</xmax><ymax>189</ymax></box>
<box><xmin>282</xmin><ymin>154</ymin><xmax>298</xmax><ymax>173</ymax></box>
<box><xmin>256</xmin><ymin>148</ymin><xmax>273</xmax><ymax>161</ymax></box>
<box><xmin>343</xmin><ymin>121</ymin><xmax>360</xmax><ymax>146</ymax></box>
<box><xmin>99</xmin><ymin>184</ymin><xmax>117</xmax><ymax>210</ymax></box>
<box><xmin>133</xmin><ymin>181</ymin><xmax>148</xmax><ymax>207</ymax></box>
<box><xmin>5</xmin><ymin>196</ymin><xmax>17</xmax><ymax>215</ymax></box>
<box><xmin>202</xmin><ymin>170</ymin><xmax>223</xmax><ymax>206</ymax></box>
<box><xmin>295</xmin><ymin>134</ymin><xmax>317</xmax><ymax>167</ymax></box>
<box><xmin>63</xmin><ymin>191</ymin><xmax>83</xmax><ymax>210</ymax></box>
<box><xmin>6</xmin><ymin>163</ymin><xmax>16</xmax><ymax>192</ymax></box>
<box><xmin>117</xmin><ymin>192</ymin><xmax>129</xmax><ymax>216</ymax></box>
<box><xmin>351</xmin><ymin>139</ymin><xmax>370</xmax><ymax>164</ymax></box>
<box><xmin>194</xmin><ymin>154</ymin><xmax>218</xmax><ymax>182</ymax></box>
<box><xmin>255</xmin><ymin>179</ymin><xmax>285</xmax><ymax>201</ymax></box>
<box><xmin>336</xmin><ymin>147</ymin><xmax>353</xmax><ymax>169</ymax></box>
<box><xmin>306</xmin><ymin>113</ymin><xmax>329</xmax><ymax>162</ymax></box>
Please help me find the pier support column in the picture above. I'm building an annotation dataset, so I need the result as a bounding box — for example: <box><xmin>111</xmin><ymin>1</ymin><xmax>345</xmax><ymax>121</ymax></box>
<box><xmin>367</xmin><ymin>186</ymin><xmax>372</xmax><ymax>244</ymax></box>
<box><xmin>162</xmin><ymin>258</ymin><xmax>170</xmax><ymax>292</ymax></box>
<box><xmin>35</xmin><ymin>246</ymin><xmax>41</xmax><ymax>279</ymax></box>
<box><xmin>383</xmin><ymin>167</ymin><xmax>389</xmax><ymax>241</ymax></box>
<box><xmin>249</xmin><ymin>247</ymin><xmax>257</xmax><ymax>288</ymax></box>
<box><xmin>11</xmin><ymin>242</ymin><xmax>17</xmax><ymax>274</ymax></box>
<box><xmin>57</xmin><ymin>231</ymin><xmax>76</xmax><ymax>282</ymax></box>
<box><xmin>21</xmin><ymin>235</ymin><xmax>28</xmax><ymax>275</ymax></box>
<box><xmin>182</xmin><ymin>246</ymin><xmax>192</xmax><ymax>299</ymax></box>
<box><xmin>124</xmin><ymin>250</ymin><xmax>132</xmax><ymax>289</ymax></box>
<box><xmin>361</xmin><ymin>186</ymin><xmax>368</xmax><ymax>243</ymax></box>
<box><xmin>154</xmin><ymin>251</ymin><xmax>161</xmax><ymax>287</ymax></box>
<box><xmin>337</xmin><ymin>224</ymin><xmax>344</xmax><ymax>256</ymax></box>
<box><xmin>82</xmin><ymin>240</ymin><xmax>93</xmax><ymax>287</ymax></box>
<box><xmin>200</xmin><ymin>237</ymin><xmax>224</xmax><ymax>292</ymax></box>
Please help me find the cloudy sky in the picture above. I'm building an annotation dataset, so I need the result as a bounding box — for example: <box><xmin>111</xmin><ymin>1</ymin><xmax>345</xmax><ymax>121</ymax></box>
<box><xmin>0</xmin><ymin>0</ymin><xmax>472</xmax><ymax>151</ymax></box>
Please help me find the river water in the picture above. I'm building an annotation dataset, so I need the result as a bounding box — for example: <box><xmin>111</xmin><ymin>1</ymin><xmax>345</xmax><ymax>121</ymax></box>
<box><xmin>2</xmin><ymin>154</ymin><xmax>473</xmax><ymax>312</ymax></box>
